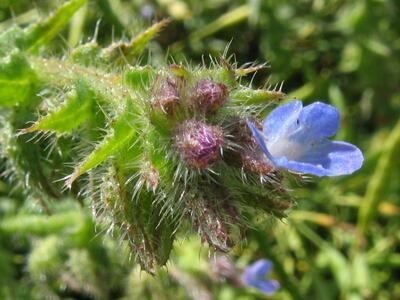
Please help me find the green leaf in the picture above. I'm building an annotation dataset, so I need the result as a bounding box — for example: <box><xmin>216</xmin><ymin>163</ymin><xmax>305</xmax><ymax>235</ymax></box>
<box><xmin>140</xmin><ymin>186</ymin><xmax>175</xmax><ymax>265</ymax></box>
<box><xmin>28</xmin><ymin>236</ymin><xmax>66</xmax><ymax>280</ymax></box>
<box><xmin>0</xmin><ymin>51</ymin><xmax>36</xmax><ymax>108</ymax></box>
<box><xmin>68</xmin><ymin>2</ymin><xmax>88</xmax><ymax>47</ymax></box>
<box><xmin>169</xmin><ymin>64</ymin><xmax>190</xmax><ymax>79</ymax></box>
<box><xmin>197</xmin><ymin>67</ymin><xmax>237</xmax><ymax>88</ymax></box>
<box><xmin>1</xmin><ymin>114</ymin><xmax>60</xmax><ymax>199</ymax></box>
<box><xmin>0</xmin><ymin>211</ymin><xmax>84</xmax><ymax>235</ymax></box>
<box><xmin>351</xmin><ymin>253</ymin><xmax>370</xmax><ymax>291</ymax></box>
<box><xmin>0</xmin><ymin>26</ymin><xmax>25</xmax><ymax>56</ymax></box>
<box><xmin>320</xmin><ymin>247</ymin><xmax>352</xmax><ymax>292</ymax></box>
<box><xmin>230</xmin><ymin>88</ymin><xmax>285</xmax><ymax>105</ymax></box>
<box><xmin>152</xmin><ymin>220</ymin><xmax>175</xmax><ymax>265</ymax></box>
<box><xmin>67</xmin><ymin>102</ymin><xmax>141</xmax><ymax>186</ymax></box>
<box><xmin>18</xmin><ymin>0</ymin><xmax>87</xmax><ymax>52</ymax></box>
<box><xmin>70</xmin><ymin>42</ymin><xmax>102</xmax><ymax>66</ymax></box>
<box><xmin>188</xmin><ymin>5</ymin><xmax>250</xmax><ymax>42</ymax></box>
<box><xmin>102</xmin><ymin>19</ymin><xmax>170</xmax><ymax>64</ymax></box>
<box><xmin>338</xmin><ymin>42</ymin><xmax>361</xmax><ymax>73</ymax></box>
<box><xmin>21</xmin><ymin>81</ymin><xmax>96</xmax><ymax>134</ymax></box>
<box><xmin>124</xmin><ymin>66</ymin><xmax>155</xmax><ymax>92</ymax></box>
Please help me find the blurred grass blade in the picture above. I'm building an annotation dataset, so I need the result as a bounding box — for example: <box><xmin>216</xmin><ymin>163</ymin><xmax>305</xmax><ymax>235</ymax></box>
<box><xmin>127</xmin><ymin>19</ymin><xmax>170</xmax><ymax>58</ymax></box>
<box><xmin>68</xmin><ymin>2</ymin><xmax>88</xmax><ymax>47</ymax></box>
<box><xmin>287</xmin><ymin>82</ymin><xmax>315</xmax><ymax>100</ymax></box>
<box><xmin>189</xmin><ymin>5</ymin><xmax>250</xmax><ymax>42</ymax></box>
<box><xmin>0</xmin><ymin>9</ymin><xmax>39</xmax><ymax>32</ymax></box>
<box><xmin>290</xmin><ymin>211</ymin><xmax>336</xmax><ymax>227</ymax></box>
<box><xmin>357</xmin><ymin>119</ymin><xmax>400</xmax><ymax>234</ymax></box>
<box><xmin>97</xmin><ymin>0</ymin><xmax>125</xmax><ymax>34</ymax></box>
<box><xmin>252</xmin><ymin>228</ymin><xmax>303</xmax><ymax>300</ymax></box>
<box><xmin>0</xmin><ymin>211</ymin><xmax>84</xmax><ymax>235</ymax></box>
<box><xmin>21</xmin><ymin>0</ymin><xmax>87</xmax><ymax>53</ymax></box>
<box><xmin>352</xmin><ymin>253</ymin><xmax>370</xmax><ymax>291</ymax></box>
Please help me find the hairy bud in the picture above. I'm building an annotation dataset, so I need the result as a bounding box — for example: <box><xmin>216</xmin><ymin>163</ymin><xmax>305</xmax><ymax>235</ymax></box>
<box><xmin>241</xmin><ymin>148</ymin><xmax>276</xmax><ymax>174</ymax></box>
<box><xmin>152</xmin><ymin>76</ymin><xmax>181</xmax><ymax>115</ymax></box>
<box><xmin>191</xmin><ymin>79</ymin><xmax>228</xmax><ymax>113</ymax></box>
<box><xmin>229</xmin><ymin>118</ymin><xmax>275</xmax><ymax>175</ymax></box>
<box><xmin>210</xmin><ymin>255</ymin><xmax>243</xmax><ymax>286</ymax></box>
<box><xmin>174</xmin><ymin>120</ymin><xmax>224</xmax><ymax>168</ymax></box>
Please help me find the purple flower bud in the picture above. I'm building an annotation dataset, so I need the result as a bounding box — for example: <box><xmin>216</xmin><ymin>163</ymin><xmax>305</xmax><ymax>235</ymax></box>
<box><xmin>210</xmin><ymin>255</ymin><xmax>242</xmax><ymax>286</ymax></box>
<box><xmin>152</xmin><ymin>76</ymin><xmax>181</xmax><ymax>115</ymax></box>
<box><xmin>241</xmin><ymin>149</ymin><xmax>276</xmax><ymax>174</ymax></box>
<box><xmin>174</xmin><ymin>120</ymin><xmax>224</xmax><ymax>168</ymax></box>
<box><xmin>229</xmin><ymin>118</ymin><xmax>276</xmax><ymax>175</ymax></box>
<box><xmin>191</xmin><ymin>79</ymin><xmax>228</xmax><ymax>113</ymax></box>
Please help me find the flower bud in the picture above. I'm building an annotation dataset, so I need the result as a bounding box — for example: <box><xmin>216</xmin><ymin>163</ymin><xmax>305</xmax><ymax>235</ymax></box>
<box><xmin>152</xmin><ymin>76</ymin><xmax>180</xmax><ymax>115</ymax></box>
<box><xmin>229</xmin><ymin>118</ymin><xmax>276</xmax><ymax>175</ymax></box>
<box><xmin>191</xmin><ymin>79</ymin><xmax>228</xmax><ymax>113</ymax></box>
<box><xmin>174</xmin><ymin>120</ymin><xmax>224</xmax><ymax>168</ymax></box>
<box><xmin>241</xmin><ymin>148</ymin><xmax>276</xmax><ymax>174</ymax></box>
<box><xmin>210</xmin><ymin>255</ymin><xmax>242</xmax><ymax>286</ymax></box>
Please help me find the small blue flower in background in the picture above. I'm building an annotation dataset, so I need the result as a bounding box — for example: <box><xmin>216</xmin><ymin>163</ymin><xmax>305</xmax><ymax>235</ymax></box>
<box><xmin>241</xmin><ymin>259</ymin><xmax>280</xmax><ymax>295</ymax></box>
<box><xmin>247</xmin><ymin>100</ymin><xmax>364</xmax><ymax>176</ymax></box>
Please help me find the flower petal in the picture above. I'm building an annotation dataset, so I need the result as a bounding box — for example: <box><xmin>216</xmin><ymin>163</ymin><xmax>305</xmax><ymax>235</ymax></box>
<box><xmin>243</xmin><ymin>259</ymin><xmax>273</xmax><ymax>279</ymax></box>
<box><xmin>272</xmin><ymin>141</ymin><xmax>364</xmax><ymax>176</ymax></box>
<box><xmin>247</xmin><ymin>121</ymin><xmax>274</xmax><ymax>161</ymax></box>
<box><xmin>292</xmin><ymin>101</ymin><xmax>340</xmax><ymax>142</ymax></box>
<box><xmin>246</xmin><ymin>279</ymin><xmax>280</xmax><ymax>295</ymax></box>
<box><xmin>263</xmin><ymin>100</ymin><xmax>303</xmax><ymax>143</ymax></box>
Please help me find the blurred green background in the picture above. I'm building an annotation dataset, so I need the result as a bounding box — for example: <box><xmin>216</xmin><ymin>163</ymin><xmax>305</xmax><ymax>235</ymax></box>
<box><xmin>0</xmin><ymin>0</ymin><xmax>399</xmax><ymax>299</ymax></box>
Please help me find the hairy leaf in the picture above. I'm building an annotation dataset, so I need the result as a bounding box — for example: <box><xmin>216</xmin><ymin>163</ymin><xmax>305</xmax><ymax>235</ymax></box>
<box><xmin>67</xmin><ymin>102</ymin><xmax>142</xmax><ymax>186</ymax></box>
<box><xmin>102</xmin><ymin>19</ymin><xmax>170</xmax><ymax>64</ymax></box>
<box><xmin>0</xmin><ymin>52</ymin><xmax>36</xmax><ymax>108</ymax></box>
<box><xmin>231</xmin><ymin>88</ymin><xmax>285</xmax><ymax>105</ymax></box>
<box><xmin>22</xmin><ymin>81</ymin><xmax>96</xmax><ymax>134</ymax></box>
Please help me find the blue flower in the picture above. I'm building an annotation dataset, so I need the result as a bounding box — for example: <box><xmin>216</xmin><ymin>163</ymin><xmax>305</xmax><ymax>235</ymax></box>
<box><xmin>247</xmin><ymin>100</ymin><xmax>364</xmax><ymax>176</ymax></box>
<box><xmin>241</xmin><ymin>259</ymin><xmax>280</xmax><ymax>295</ymax></box>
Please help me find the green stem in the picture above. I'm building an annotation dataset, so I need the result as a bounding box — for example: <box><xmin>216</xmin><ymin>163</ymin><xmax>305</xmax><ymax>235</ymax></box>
<box><xmin>29</xmin><ymin>56</ymin><xmax>126</xmax><ymax>100</ymax></box>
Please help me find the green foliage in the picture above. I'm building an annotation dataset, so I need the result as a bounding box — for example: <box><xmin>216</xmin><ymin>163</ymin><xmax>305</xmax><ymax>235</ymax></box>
<box><xmin>19</xmin><ymin>0</ymin><xmax>87</xmax><ymax>53</ymax></box>
<box><xmin>22</xmin><ymin>81</ymin><xmax>96</xmax><ymax>133</ymax></box>
<box><xmin>0</xmin><ymin>52</ymin><xmax>36</xmax><ymax>107</ymax></box>
<box><xmin>102</xmin><ymin>19</ymin><xmax>171</xmax><ymax>64</ymax></box>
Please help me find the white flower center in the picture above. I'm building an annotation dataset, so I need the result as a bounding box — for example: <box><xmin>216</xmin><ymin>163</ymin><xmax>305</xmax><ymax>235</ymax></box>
<box><xmin>267</xmin><ymin>136</ymin><xmax>307</xmax><ymax>160</ymax></box>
